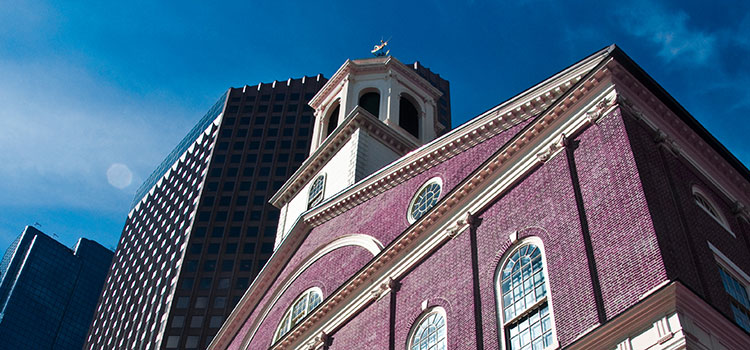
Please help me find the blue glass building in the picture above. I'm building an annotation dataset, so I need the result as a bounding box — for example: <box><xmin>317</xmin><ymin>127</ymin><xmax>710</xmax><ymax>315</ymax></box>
<box><xmin>0</xmin><ymin>226</ymin><xmax>113</xmax><ymax>350</ymax></box>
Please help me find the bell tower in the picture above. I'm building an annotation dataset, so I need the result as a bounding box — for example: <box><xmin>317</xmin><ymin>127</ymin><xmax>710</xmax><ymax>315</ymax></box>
<box><xmin>308</xmin><ymin>56</ymin><xmax>444</xmax><ymax>154</ymax></box>
<box><xmin>271</xmin><ymin>56</ymin><xmax>446</xmax><ymax>243</ymax></box>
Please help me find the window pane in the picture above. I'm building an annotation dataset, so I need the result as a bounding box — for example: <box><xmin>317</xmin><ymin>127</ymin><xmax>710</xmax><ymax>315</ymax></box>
<box><xmin>274</xmin><ymin>288</ymin><xmax>323</xmax><ymax>342</ymax></box>
<box><xmin>409</xmin><ymin>311</ymin><xmax>446</xmax><ymax>350</ymax></box>
<box><xmin>500</xmin><ymin>244</ymin><xmax>553</xmax><ymax>349</ymax></box>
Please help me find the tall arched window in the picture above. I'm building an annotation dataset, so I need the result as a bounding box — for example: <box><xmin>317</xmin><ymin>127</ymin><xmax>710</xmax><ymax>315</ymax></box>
<box><xmin>326</xmin><ymin>105</ymin><xmax>340</xmax><ymax>137</ymax></box>
<box><xmin>273</xmin><ymin>287</ymin><xmax>323</xmax><ymax>344</ymax></box>
<box><xmin>407</xmin><ymin>307</ymin><xmax>447</xmax><ymax>350</ymax></box>
<box><xmin>399</xmin><ymin>96</ymin><xmax>419</xmax><ymax>138</ymax></box>
<box><xmin>497</xmin><ymin>241</ymin><xmax>556</xmax><ymax>350</ymax></box>
<box><xmin>359</xmin><ymin>91</ymin><xmax>380</xmax><ymax>117</ymax></box>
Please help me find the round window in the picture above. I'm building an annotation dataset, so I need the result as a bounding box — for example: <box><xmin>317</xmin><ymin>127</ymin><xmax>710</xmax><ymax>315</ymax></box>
<box><xmin>408</xmin><ymin>177</ymin><xmax>443</xmax><ymax>223</ymax></box>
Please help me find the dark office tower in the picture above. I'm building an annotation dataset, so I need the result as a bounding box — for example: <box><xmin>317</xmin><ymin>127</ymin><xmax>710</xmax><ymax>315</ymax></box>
<box><xmin>0</xmin><ymin>226</ymin><xmax>113</xmax><ymax>350</ymax></box>
<box><xmin>85</xmin><ymin>76</ymin><xmax>328</xmax><ymax>350</ymax></box>
<box><xmin>411</xmin><ymin>61</ymin><xmax>451</xmax><ymax>137</ymax></box>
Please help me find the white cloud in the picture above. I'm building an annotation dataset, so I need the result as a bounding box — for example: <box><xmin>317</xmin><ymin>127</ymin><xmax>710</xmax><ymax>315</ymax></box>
<box><xmin>619</xmin><ymin>0</ymin><xmax>716</xmax><ymax>64</ymax></box>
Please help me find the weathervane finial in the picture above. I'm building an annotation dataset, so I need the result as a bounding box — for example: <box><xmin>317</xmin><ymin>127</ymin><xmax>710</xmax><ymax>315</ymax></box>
<box><xmin>371</xmin><ymin>38</ymin><xmax>390</xmax><ymax>57</ymax></box>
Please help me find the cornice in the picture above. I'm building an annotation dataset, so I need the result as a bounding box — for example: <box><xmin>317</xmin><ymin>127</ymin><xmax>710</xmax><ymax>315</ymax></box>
<box><xmin>270</xmin><ymin>107</ymin><xmax>418</xmax><ymax>208</ymax></box>
<box><xmin>308</xmin><ymin>59</ymin><xmax>353</xmax><ymax>110</ymax></box>
<box><xmin>301</xmin><ymin>69</ymin><xmax>597</xmax><ymax>227</ymax></box>
<box><xmin>606</xmin><ymin>60</ymin><xmax>750</xmax><ymax>218</ymax></box>
<box><xmin>567</xmin><ymin>281</ymin><xmax>750</xmax><ymax>350</ymax></box>
<box><xmin>308</xmin><ymin>57</ymin><xmax>443</xmax><ymax>111</ymax></box>
<box><xmin>286</xmin><ymin>48</ymin><xmax>612</xmax><ymax>223</ymax></box>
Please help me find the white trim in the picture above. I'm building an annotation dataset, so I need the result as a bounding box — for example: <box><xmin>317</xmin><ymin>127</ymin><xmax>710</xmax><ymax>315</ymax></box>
<box><xmin>495</xmin><ymin>237</ymin><xmax>559</xmax><ymax>350</ymax></box>
<box><xmin>270</xmin><ymin>49</ymin><xmax>606</xmax><ymax>210</ymax></box>
<box><xmin>238</xmin><ymin>234</ymin><xmax>383</xmax><ymax>349</ymax></box>
<box><xmin>407</xmin><ymin>177</ymin><xmax>444</xmax><ymax>224</ymax></box>
<box><xmin>406</xmin><ymin>306</ymin><xmax>447</xmax><ymax>350</ymax></box>
<box><xmin>308</xmin><ymin>174</ymin><xmax>326</xmax><ymax>209</ymax></box>
<box><xmin>708</xmin><ymin>242</ymin><xmax>750</xmax><ymax>284</ymax></box>
<box><xmin>272</xmin><ymin>287</ymin><xmax>324</xmax><ymax>345</ymax></box>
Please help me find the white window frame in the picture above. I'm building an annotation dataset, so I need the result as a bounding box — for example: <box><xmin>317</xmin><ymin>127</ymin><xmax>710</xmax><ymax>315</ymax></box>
<box><xmin>272</xmin><ymin>287</ymin><xmax>323</xmax><ymax>344</ymax></box>
<box><xmin>406</xmin><ymin>306</ymin><xmax>447</xmax><ymax>350</ymax></box>
<box><xmin>708</xmin><ymin>242</ymin><xmax>750</xmax><ymax>332</ymax></box>
<box><xmin>308</xmin><ymin>174</ymin><xmax>326</xmax><ymax>209</ymax></box>
<box><xmin>495</xmin><ymin>237</ymin><xmax>559</xmax><ymax>350</ymax></box>
<box><xmin>692</xmin><ymin>186</ymin><xmax>735</xmax><ymax>237</ymax></box>
<box><xmin>407</xmin><ymin>177</ymin><xmax>443</xmax><ymax>224</ymax></box>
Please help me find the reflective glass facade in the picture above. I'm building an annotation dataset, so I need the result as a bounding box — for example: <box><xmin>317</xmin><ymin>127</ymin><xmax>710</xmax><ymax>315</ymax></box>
<box><xmin>0</xmin><ymin>226</ymin><xmax>113</xmax><ymax>350</ymax></box>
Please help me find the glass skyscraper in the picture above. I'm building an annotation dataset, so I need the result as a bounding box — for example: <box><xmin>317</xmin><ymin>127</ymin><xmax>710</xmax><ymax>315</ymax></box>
<box><xmin>0</xmin><ymin>225</ymin><xmax>113</xmax><ymax>350</ymax></box>
<box><xmin>85</xmin><ymin>76</ymin><xmax>328</xmax><ymax>350</ymax></box>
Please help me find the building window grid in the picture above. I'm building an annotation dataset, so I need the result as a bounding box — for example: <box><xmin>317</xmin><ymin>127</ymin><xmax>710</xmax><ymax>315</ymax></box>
<box><xmin>718</xmin><ymin>266</ymin><xmax>750</xmax><ymax>332</ymax></box>
<box><xmin>89</xmin><ymin>84</ymin><xmax>323</xmax><ymax>349</ymax></box>
<box><xmin>499</xmin><ymin>243</ymin><xmax>554</xmax><ymax>350</ymax></box>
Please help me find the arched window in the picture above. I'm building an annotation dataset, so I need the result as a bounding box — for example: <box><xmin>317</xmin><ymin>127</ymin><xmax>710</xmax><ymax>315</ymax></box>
<box><xmin>399</xmin><ymin>96</ymin><xmax>419</xmax><ymax>138</ymax></box>
<box><xmin>273</xmin><ymin>288</ymin><xmax>323</xmax><ymax>343</ymax></box>
<box><xmin>692</xmin><ymin>186</ymin><xmax>730</xmax><ymax>231</ymax></box>
<box><xmin>359</xmin><ymin>91</ymin><xmax>380</xmax><ymax>117</ymax></box>
<box><xmin>407</xmin><ymin>177</ymin><xmax>442</xmax><ymax>223</ymax></box>
<box><xmin>497</xmin><ymin>242</ymin><xmax>556</xmax><ymax>350</ymax></box>
<box><xmin>407</xmin><ymin>307</ymin><xmax>446</xmax><ymax>350</ymax></box>
<box><xmin>326</xmin><ymin>105</ymin><xmax>340</xmax><ymax>137</ymax></box>
<box><xmin>308</xmin><ymin>174</ymin><xmax>325</xmax><ymax>209</ymax></box>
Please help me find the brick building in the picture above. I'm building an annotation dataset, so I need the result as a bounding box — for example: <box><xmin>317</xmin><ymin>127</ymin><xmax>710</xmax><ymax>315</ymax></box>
<box><xmin>208</xmin><ymin>46</ymin><xmax>750</xmax><ymax>350</ymax></box>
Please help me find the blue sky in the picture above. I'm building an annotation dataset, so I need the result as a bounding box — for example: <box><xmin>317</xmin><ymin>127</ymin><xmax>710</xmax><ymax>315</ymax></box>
<box><xmin>1</xmin><ymin>0</ymin><xmax>748</xmax><ymax>252</ymax></box>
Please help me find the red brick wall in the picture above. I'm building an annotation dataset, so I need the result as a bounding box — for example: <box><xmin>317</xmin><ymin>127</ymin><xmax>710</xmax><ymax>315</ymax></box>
<box><xmin>228</xmin><ymin>105</ymin><xmax>750</xmax><ymax>350</ymax></box>
<box><xmin>475</xmin><ymin>150</ymin><xmax>599</xmax><ymax>348</ymax></box>
<box><xmin>623</xmin><ymin>108</ymin><xmax>750</xmax><ymax>325</ymax></box>
<box><xmin>575</xmin><ymin>108</ymin><xmax>667</xmax><ymax>318</ymax></box>
<box><xmin>228</xmin><ymin>119</ymin><xmax>533</xmax><ymax>349</ymax></box>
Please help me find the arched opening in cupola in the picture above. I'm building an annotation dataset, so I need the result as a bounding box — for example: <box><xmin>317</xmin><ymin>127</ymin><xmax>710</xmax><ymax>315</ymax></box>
<box><xmin>399</xmin><ymin>95</ymin><xmax>419</xmax><ymax>138</ymax></box>
<box><xmin>326</xmin><ymin>104</ymin><xmax>340</xmax><ymax>137</ymax></box>
<box><xmin>358</xmin><ymin>91</ymin><xmax>380</xmax><ymax>117</ymax></box>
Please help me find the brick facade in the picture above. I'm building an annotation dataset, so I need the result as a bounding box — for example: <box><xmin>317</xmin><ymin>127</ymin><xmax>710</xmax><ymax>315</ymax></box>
<box><xmin>213</xmin><ymin>46</ymin><xmax>750</xmax><ymax>350</ymax></box>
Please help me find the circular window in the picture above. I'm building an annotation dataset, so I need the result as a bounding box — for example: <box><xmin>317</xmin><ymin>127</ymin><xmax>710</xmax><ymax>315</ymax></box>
<box><xmin>408</xmin><ymin>177</ymin><xmax>443</xmax><ymax>223</ymax></box>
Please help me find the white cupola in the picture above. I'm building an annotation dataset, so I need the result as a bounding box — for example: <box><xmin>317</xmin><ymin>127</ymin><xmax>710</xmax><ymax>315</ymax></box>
<box><xmin>308</xmin><ymin>56</ymin><xmax>443</xmax><ymax>154</ymax></box>
<box><xmin>270</xmin><ymin>56</ymin><xmax>444</xmax><ymax>245</ymax></box>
